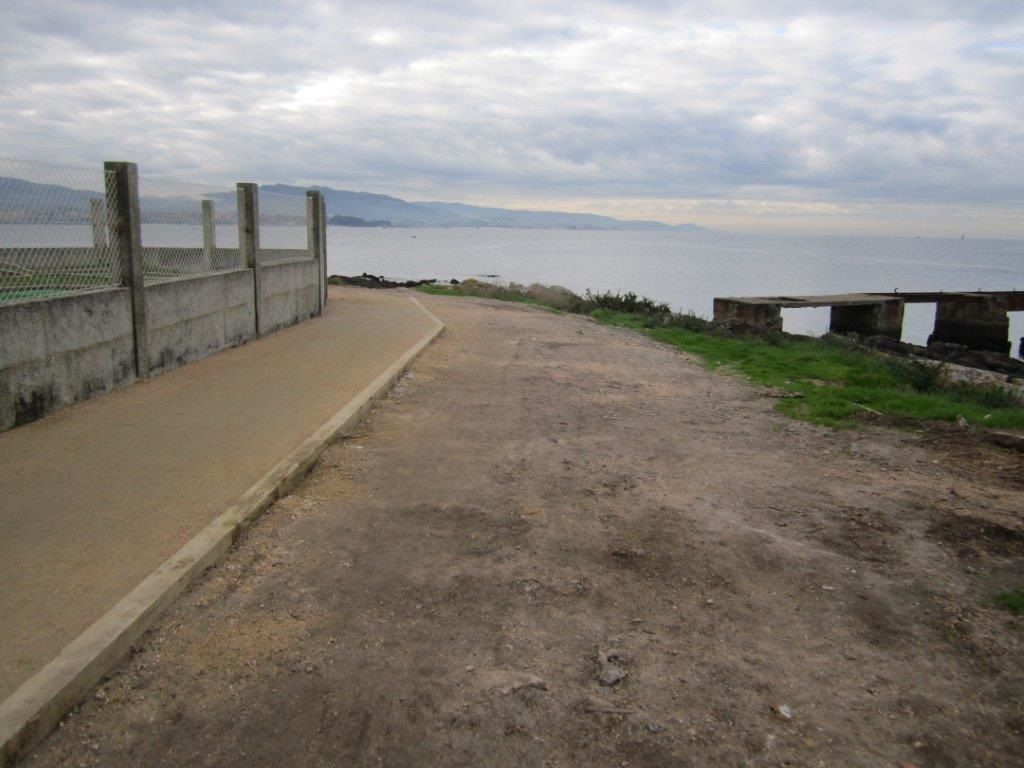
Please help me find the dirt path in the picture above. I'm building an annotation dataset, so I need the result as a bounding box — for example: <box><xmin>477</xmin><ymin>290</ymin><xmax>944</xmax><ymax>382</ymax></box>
<box><xmin>28</xmin><ymin>293</ymin><xmax>1024</xmax><ymax>768</ymax></box>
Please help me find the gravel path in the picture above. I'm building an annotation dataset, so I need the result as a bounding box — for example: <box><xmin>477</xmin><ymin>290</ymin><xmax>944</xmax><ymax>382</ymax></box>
<box><xmin>28</xmin><ymin>292</ymin><xmax>1024</xmax><ymax>768</ymax></box>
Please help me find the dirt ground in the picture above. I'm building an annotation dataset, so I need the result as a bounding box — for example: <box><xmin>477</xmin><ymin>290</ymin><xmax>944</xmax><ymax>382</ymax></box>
<box><xmin>27</xmin><ymin>293</ymin><xmax>1024</xmax><ymax>768</ymax></box>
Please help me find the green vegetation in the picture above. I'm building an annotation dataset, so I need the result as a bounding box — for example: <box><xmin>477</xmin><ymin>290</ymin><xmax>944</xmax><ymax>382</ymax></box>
<box><xmin>993</xmin><ymin>589</ymin><xmax>1024</xmax><ymax>616</ymax></box>
<box><xmin>419</xmin><ymin>280</ymin><xmax>1024</xmax><ymax>430</ymax></box>
<box><xmin>417</xmin><ymin>282</ymin><xmax>544</xmax><ymax>306</ymax></box>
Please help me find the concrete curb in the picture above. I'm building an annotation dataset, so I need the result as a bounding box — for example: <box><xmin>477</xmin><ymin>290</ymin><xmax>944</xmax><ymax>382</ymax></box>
<box><xmin>0</xmin><ymin>295</ymin><xmax>445</xmax><ymax>767</ymax></box>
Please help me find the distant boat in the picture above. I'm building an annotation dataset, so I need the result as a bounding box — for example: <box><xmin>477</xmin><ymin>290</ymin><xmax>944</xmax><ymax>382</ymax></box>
<box><xmin>961</xmin><ymin>233</ymin><xmax>966</xmax><ymax>239</ymax></box>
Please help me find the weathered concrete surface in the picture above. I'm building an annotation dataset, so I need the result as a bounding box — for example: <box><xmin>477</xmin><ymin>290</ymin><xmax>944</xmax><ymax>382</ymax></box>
<box><xmin>0</xmin><ymin>288</ymin><xmax>436</xmax><ymax>703</ymax></box>
<box><xmin>929</xmin><ymin>295</ymin><xmax>1011</xmax><ymax>354</ymax></box>
<box><xmin>0</xmin><ymin>288</ymin><xmax>135</xmax><ymax>431</ymax></box>
<box><xmin>712</xmin><ymin>297</ymin><xmax>782</xmax><ymax>330</ymax></box>
<box><xmin>829</xmin><ymin>298</ymin><xmax>904</xmax><ymax>339</ymax></box>
<box><xmin>145</xmin><ymin>269</ymin><xmax>255</xmax><ymax>375</ymax></box>
<box><xmin>23</xmin><ymin>293</ymin><xmax>1024</xmax><ymax>768</ymax></box>
<box><xmin>259</xmin><ymin>258</ymin><xmax>320</xmax><ymax>335</ymax></box>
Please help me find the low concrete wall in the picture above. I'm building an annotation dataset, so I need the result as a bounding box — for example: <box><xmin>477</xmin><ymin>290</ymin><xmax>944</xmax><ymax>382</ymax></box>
<box><xmin>0</xmin><ymin>288</ymin><xmax>135</xmax><ymax>431</ymax></box>
<box><xmin>2</xmin><ymin>187</ymin><xmax>327</xmax><ymax>431</ymax></box>
<box><xmin>145</xmin><ymin>269</ymin><xmax>256</xmax><ymax>375</ymax></box>
<box><xmin>259</xmin><ymin>258</ymin><xmax>320</xmax><ymax>336</ymax></box>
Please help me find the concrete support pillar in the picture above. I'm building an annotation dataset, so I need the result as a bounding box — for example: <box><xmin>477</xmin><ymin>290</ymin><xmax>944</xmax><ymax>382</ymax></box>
<box><xmin>713</xmin><ymin>298</ymin><xmax>782</xmax><ymax>331</ymax></box>
<box><xmin>237</xmin><ymin>183</ymin><xmax>263</xmax><ymax>337</ymax></box>
<box><xmin>104</xmin><ymin>161</ymin><xmax>148</xmax><ymax>379</ymax></box>
<box><xmin>201</xmin><ymin>199</ymin><xmax>216</xmax><ymax>270</ymax></box>
<box><xmin>90</xmin><ymin>198</ymin><xmax>107</xmax><ymax>251</ymax></box>
<box><xmin>928</xmin><ymin>295</ymin><xmax>1010</xmax><ymax>354</ymax></box>
<box><xmin>829</xmin><ymin>299</ymin><xmax>904</xmax><ymax>339</ymax></box>
<box><xmin>306</xmin><ymin>190</ymin><xmax>324</xmax><ymax>316</ymax></box>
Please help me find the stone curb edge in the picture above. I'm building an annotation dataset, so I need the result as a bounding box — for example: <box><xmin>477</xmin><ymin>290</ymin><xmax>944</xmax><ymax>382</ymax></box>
<box><xmin>0</xmin><ymin>295</ymin><xmax>445</xmax><ymax>767</ymax></box>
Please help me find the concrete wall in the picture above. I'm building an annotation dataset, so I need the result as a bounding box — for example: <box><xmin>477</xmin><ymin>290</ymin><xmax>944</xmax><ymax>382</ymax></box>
<box><xmin>259</xmin><ymin>258</ymin><xmax>320</xmax><ymax>335</ymax></box>
<box><xmin>145</xmin><ymin>269</ymin><xmax>256</xmax><ymax>375</ymax></box>
<box><xmin>0</xmin><ymin>288</ymin><xmax>135</xmax><ymax>430</ymax></box>
<box><xmin>2</xmin><ymin>186</ymin><xmax>325</xmax><ymax>432</ymax></box>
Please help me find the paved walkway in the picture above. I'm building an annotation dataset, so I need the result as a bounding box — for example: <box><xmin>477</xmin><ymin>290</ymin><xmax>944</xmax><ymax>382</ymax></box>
<box><xmin>0</xmin><ymin>287</ymin><xmax>437</xmax><ymax>701</ymax></box>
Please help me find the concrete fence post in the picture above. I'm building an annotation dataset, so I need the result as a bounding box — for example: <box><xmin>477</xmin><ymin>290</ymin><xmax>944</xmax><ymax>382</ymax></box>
<box><xmin>201</xmin><ymin>199</ymin><xmax>216</xmax><ymax>270</ymax></box>
<box><xmin>237</xmin><ymin>183</ymin><xmax>263</xmax><ymax>337</ymax></box>
<box><xmin>90</xmin><ymin>198</ymin><xmax>107</xmax><ymax>251</ymax></box>
<box><xmin>104</xmin><ymin>161</ymin><xmax>149</xmax><ymax>379</ymax></box>
<box><xmin>320</xmin><ymin>195</ymin><xmax>328</xmax><ymax>305</ymax></box>
<box><xmin>306</xmin><ymin>190</ymin><xmax>324</xmax><ymax>316</ymax></box>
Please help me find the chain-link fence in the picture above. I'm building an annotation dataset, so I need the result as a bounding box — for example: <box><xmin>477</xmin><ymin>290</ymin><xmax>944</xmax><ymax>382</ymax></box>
<box><xmin>0</xmin><ymin>157</ymin><xmax>118</xmax><ymax>302</ymax></box>
<box><xmin>259</xmin><ymin>188</ymin><xmax>312</xmax><ymax>264</ymax></box>
<box><xmin>137</xmin><ymin>174</ymin><xmax>242</xmax><ymax>284</ymax></box>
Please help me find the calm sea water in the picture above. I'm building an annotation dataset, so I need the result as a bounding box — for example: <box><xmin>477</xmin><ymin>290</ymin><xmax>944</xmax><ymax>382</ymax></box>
<box><xmin>4</xmin><ymin>224</ymin><xmax>1021</xmax><ymax>351</ymax></box>
<box><xmin>326</xmin><ymin>228</ymin><xmax>1024</xmax><ymax>353</ymax></box>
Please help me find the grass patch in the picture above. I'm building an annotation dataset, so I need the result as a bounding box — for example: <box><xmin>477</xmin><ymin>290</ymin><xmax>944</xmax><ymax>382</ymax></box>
<box><xmin>419</xmin><ymin>282</ymin><xmax>1024</xmax><ymax>430</ymax></box>
<box><xmin>993</xmin><ymin>589</ymin><xmax>1024</xmax><ymax>615</ymax></box>
<box><xmin>417</xmin><ymin>282</ymin><xmax>542</xmax><ymax>306</ymax></box>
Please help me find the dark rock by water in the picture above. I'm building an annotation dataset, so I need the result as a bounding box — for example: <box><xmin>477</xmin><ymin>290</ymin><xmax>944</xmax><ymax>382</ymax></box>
<box><xmin>327</xmin><ymin>273</ymin><xmax>441</xmax><ymax>289</ymax></box>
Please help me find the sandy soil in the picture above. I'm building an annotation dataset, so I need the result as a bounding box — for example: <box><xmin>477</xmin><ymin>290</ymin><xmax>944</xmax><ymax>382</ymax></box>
<box><xmin>27</xmin><ymin>293</ymin><xmax>1024</xmax><ymax>768</ymax></box>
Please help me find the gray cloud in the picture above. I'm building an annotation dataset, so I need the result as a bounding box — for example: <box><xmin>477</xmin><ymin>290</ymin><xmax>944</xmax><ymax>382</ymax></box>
<box><xmin>1</xmin><ymin>1</ymin><xmax>1023</xmax><ymax>231</ymax></box>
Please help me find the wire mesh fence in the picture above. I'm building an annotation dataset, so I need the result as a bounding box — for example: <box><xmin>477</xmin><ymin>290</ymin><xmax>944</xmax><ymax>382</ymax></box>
<box><xmin>137</xmin><ymin>174</ymin><xmax>242</xmax><ymax>284</ymax></box>
<box><xmin>1</xmin><ymin>159</ymin><xmax>321</xmax><ymax>302</ymax></box>
<box><xmin>259</xmin><ymin>189</ymin><xmax>312</xmax><ymax>263</ymax></box>
<box><xmin>0</xmin><ymin>157</ymin><xmax>119</xmax><ymax>302</ymax></box>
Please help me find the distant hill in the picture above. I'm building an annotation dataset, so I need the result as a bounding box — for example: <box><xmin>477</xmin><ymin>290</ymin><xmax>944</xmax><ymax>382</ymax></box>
<box><xmin>0</xmin><ymin>176</ymin><xmax>709</xmax><ymax>232</ymax></box>
<box><xmin>264</xmin><ymin>184</ymin><xmax>709</xmax><ymax>232</ymax></box>
<box><xmin>328</xmin><ymin>215</ymin><xmax>391</xmax><ymax>228</ymax></box>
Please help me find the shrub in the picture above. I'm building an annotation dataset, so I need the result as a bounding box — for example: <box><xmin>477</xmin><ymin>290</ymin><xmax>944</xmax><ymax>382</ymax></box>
<box><xmin>890</xmin><ymin>358</ymin><xmax>947</xmax><ymax>393</ymax></box>
<box><xmin>584</xmin><ymin>289</ymin><xmax>671</xmax><ymax>316</ymax></box>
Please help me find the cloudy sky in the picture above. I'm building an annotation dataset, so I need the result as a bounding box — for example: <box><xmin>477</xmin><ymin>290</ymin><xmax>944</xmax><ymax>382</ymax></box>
<box><xmin>2</xmin><ymin>1</ymin><xmax>1023</xmax><ymax>234</ymax></box>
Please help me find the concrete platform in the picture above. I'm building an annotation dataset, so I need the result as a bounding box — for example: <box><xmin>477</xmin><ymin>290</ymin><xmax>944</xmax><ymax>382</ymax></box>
<box><xmin>714</xmin><ymin>290</ymin><xmax>1021</xmax><ymax>350</ymax></box>
<box><xmin>0</xmin><ymin>287</ymin><xmax>438</xmax><ymax>703</ymax></box>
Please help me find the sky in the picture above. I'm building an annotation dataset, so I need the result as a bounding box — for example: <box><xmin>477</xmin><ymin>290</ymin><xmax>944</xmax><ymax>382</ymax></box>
<box><xmin>2</xmin><ymin>1</ymin><xmax>1023</xmax><ymax>235</ymax></box>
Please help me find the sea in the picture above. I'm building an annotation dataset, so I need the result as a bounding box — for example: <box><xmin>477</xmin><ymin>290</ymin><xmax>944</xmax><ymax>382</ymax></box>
<box><xmin>326</xmin><ymin>228</ymin><xmax>1024</xmax><ymax>355</ymax></box>
<box><xmin>3</xmin><ymin>224</ymin><xmax>1021</xmax><ymax>353</ymax></box>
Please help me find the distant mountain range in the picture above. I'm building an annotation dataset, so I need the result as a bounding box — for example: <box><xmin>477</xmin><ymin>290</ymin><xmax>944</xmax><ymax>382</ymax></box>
<box><xmin>264</xmin><ymin>184</ymin><xmax>708</xmax><ymax>232</ymax></box>
<box><xmin>0</xmin><ymin>176</ymin><xmax>708</xmax><ymax>232</ymax></box>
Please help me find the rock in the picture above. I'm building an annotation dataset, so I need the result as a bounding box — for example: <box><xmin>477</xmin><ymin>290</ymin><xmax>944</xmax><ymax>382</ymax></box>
<box><xmin>599</xmin><ymin>663</ymin><xmax>627</xmax><ymax>686</ymax></box>
<box><xmin>986</xmin><ymin>431</ymin><xmax>1024</xmax><ymax>453</ymax></box>
<box><xmin>330</xmin><ymin>273</ymin><xmax>440</xmax><ymax>290</ymax></box>
<box><xmin>479</xmin><ymin>669</ymin><xmax>547</xmax><ymax>695</ymax></box>
<box><xmin>775</xmin><ymin>704</ymin><xmax>794</xmax><ymax>720</ymax></box>
<box><xmin>597</xmin><ymin>649</ymin><xmax>627</xmax><ymax>686</ymax></box>
<box><xmin>647</xmin><ymin>721</ymin><xmax>664</xmax><ymax>733</ymax></box>
<box><xmin>763</xmin><ymin>389</ymin><xmax>804</xmax><ymax>399</ymax></box>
